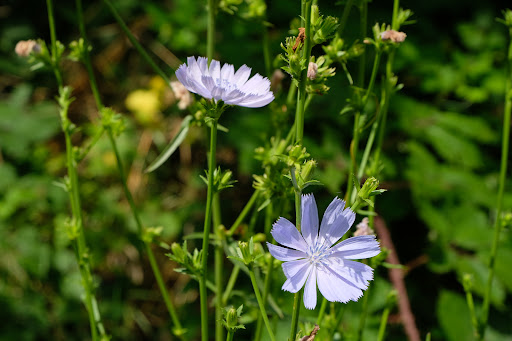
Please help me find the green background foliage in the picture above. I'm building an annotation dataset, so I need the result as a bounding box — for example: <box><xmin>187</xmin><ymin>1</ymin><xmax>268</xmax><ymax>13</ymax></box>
<box><xmin>1</xmin><ymin>0</ymin><xmax>511</xmax><ymax>340</ymax></box>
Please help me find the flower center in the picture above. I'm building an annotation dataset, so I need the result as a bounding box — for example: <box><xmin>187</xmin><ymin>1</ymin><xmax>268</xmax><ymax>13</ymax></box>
<box><xmin>307</xmin><ymin>243</ymin><xmax>331</xmax><ymax>267</ymax></box>
<box><xmin>215</xmin><ymin>78</ymin><xmax>238</xmax><ymax>92</ymax></box>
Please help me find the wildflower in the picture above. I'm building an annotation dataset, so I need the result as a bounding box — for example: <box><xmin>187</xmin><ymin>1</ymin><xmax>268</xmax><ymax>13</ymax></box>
<box><xmin>307</xmin><ymin>62</ymin><xmax>318</xmax><ymax>80</ymax></box>
<box><xmin>15</xmin><ymin>40</ymin><xmax>40</xmax><ymax>57</ymax></box>
<box><xmin>267</xmin><ymin>194</ymin><xmax>380</xmax><ymax>309</ymax></box>
<box><xmin>353</xmin><ymin>217</ymin><xmax>374</xmax><ymax>237</ymax></box>
<box><xmin>175</xmin><ymin>56</ymin><xmax>274</xmax><ymax>108</ymax></box>
<box><xmin>380</xmin><ymin>30</ymin><xmax>407</xmax><ymax>43</ymax></box>
<box><xmin>170</xmin><ymin>81</ymin><xmax>193</xmax><ymax>110</ymax></box>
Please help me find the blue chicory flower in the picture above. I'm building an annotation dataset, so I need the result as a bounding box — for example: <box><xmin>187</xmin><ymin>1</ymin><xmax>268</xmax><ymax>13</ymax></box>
<box><xmin>175</xmin><ymin>56</ymin><xmax>274</xmax><ymax>108</ymax></box>
<box><xmin>267</xmin><ymin>194</ymin><xmax>381</xmax><ymax>309</ymax></box>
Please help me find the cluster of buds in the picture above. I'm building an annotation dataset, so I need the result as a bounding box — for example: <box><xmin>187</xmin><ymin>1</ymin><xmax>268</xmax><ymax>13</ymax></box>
<box><xmin>200</xmin><ymin>167</ymin><xmax>236</xmax><ymax>193</ymax></box>
<box><xmin>167</xmin><ymin>241</ymin><xmax>203</xmax><ymax>276</ymax></box>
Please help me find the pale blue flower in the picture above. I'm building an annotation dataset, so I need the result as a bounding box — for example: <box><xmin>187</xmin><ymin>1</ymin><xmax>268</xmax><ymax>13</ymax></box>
<box><xmin>267</xmin><ymin>194</ymin><xmax>381</xmax><ymax>309</ymax></box>
<box><xmin>175</xmin><ymin>56</ymin><xmax>274</xmax><ymax>108</ymax></box>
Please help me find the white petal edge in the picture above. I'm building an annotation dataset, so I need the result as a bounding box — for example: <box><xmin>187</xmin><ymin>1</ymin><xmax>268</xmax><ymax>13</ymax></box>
<box><xmin>271</xmin><ymin>217</ymin><xmax>309</xmax><ymax>253</ymax></box>
<box><xmin>301</xmin><ymin>194</ymin><xmax>319</xmax><ymax>248</ymax></box>
<box><xmin>267</xmin><ymin>243</ymin><xmax>307</xmax><ymax>261</ymax></box>
<box><xmin>303</xmin><ymin>266</ymin><xmax>317</xmax><ymax>310</ymax></box>
<box><xmin>318</xmin><ymin>197</ymin><xmax>355</xmax><ymax>248</ymax></box>
<box><xmin>330</xmin><ymin>235</ymin><xmax>381</xmax><ymax>259</ymax></box>
<box><xmin>281</xmin><ymin>259</ymin><xmax>311</xmax><ymax>293</ymax></box>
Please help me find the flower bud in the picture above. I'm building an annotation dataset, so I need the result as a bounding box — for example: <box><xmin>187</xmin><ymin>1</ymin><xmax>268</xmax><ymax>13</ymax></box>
<box><xmin>15</xmin><ymin>40</ymin><xmax>41</xmax><ymax>57</ymax></box>
<box><xmin>380</xmin><ymin>30</ymin><xmax>407</xmax><ymax>43</ymax></box>
<box><xmin>353</xmin><ymin>217</ymin><xmax>374</xmax><ymax>236</ymax></box>
<box><xmin>359</xmin><ymin>177</ymin><xmax>379</xmax><ymax>200</ymax></box>
<box><xmin>300</xmin><ymin>159</ymin><xmax>317</xmax><ymax>182</ymax></box>
<box><xmin>311</xmin><ymin>5</ymin><xmax>320</xmax><ymax>25</ymax></box>
<box><xmin>225</xmin><ymin>307</ymin><xmax>238</xmax><ymax>328</ymax></box>
<box><xmin>307</xmin><ymin>62</ymin><xmax>318</xmax><ymax>80</ymax></box>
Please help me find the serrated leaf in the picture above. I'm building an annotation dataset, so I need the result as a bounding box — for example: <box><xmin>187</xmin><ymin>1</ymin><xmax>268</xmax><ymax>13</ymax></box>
<box><xmin>145</xmin><ymin>115</ymin><xmax>193</xmax><ymax>173</ymax></box>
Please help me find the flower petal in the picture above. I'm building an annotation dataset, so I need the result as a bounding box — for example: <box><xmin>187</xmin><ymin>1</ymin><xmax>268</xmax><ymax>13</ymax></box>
<box><xmin>317</xmin><ymin>264</ymin><xmax>364</xmax><ymax>303</ymax></box>
<box><xmin>301</xmin><ymin>194</ymin><xmax>319</xmax><ymax>247</ymax></box>
<box><xmin>232</xmin><ymin>64</ymin><xmax>252</xmax><ymax>88</ymax></box>
<box><xmin>220</xmin><ymin>63</ymin><xmax>235</xmax><ymax>83</ymax></box>
<box><xmin>317</xmin><ymin>197</ymin><xmax>355</xmax><ymax>248</ymax></box>
<box><xmin>330</xmin><ymin>235</ymin><xmax>381</xmax><ymax>259</ymax></box>
<box><xmin>271</xmin><ymin>217</ymin><xmax>309</xmax><ymax>253</ymax></box>
<box><xmin>303</xmin><ymin>266</ymin><xmax>317</xmax><ymax>310</ymax></box>
<box><xmin>208</xmin><ymin>59</ymin><xmax>221</xmax><ymax>80</ymax></box>
<box><xmin>281</xmin><ymin>259</ymin><xmax>311</xmax><ymax>293</ymax></box>
<box><xmin>325</xmin><ymin>257</ymin><xmax>374</xmax><ymax>290</ymax></box>
<box><xmin>267</xmin><ymin>243</ymin><xmax>307</xmax><ymax>261</ymax></box>
<box><xmin>236</xmin><ymin>93</ymin><xmax>274</xmax><ymax>108</ymax></box>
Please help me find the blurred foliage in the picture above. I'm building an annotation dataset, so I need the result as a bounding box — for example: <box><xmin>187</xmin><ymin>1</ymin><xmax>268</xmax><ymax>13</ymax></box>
<box><xmin>1</xmin><ymin>0</ymin><xmax>512</xmax><ymax>340</ymax></box>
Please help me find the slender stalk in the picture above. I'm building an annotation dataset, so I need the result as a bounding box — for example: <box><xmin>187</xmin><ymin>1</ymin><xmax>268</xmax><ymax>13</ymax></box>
<box><xmin>249</xmin><ymin>265</ymin><xmax>277</xmax><ymax>341</ymax></box>
<box><xmin>376</xmin><ymin>303</ymin><xmax>391</xmax><ymax>341</ymax></box>
<box><xmin>289</xmin><ymin>191</ymin><xmax>303</xmax><ymax>341</ymax></box>
<box><xmin>222</xmin><ymin>264</ymin><xmax>240</xmax><ymax>305</ymax></box>
<box><xmin>213</xmin><ymin>194</ymin><xmax>224</xmax><ymax>341</ymax></box>
<box><xmin>47</xmin><ymin>1</ymin><xmax>104</xmax><ymax>338</ymax></box>
<box><xmin>226</xmin><ymin>190</ymin><xmax>259</xmax><ymax>237</ymax></box>
<box><xmin>75</xmin><ymin>0</ymin><xmax>184</xmax><ymax>336</ymax></box>
<box><xmin>355</xmin><ymin>283</ymin><xmax>370</xmax><ymax>341</ymax></box>
<box><xmin>200</xmin><ymin>120</ymin><xmax>218</xmax><ymax>341</ymax></box>
<box><xmin>316</xmin><ymin>298</ymin><xmax>328</xmax><ymax>325</ymax></box>
<box><xmin>226</xmin><ymin>329</ymin><xmax>234</xmax><ymax>341</ymax></box>
<box><xmin>463</xmin><ymin>279</ymin><xmax>479</xmax><ymax>340</ymax></box>
<box><xmin>46</xmin><ymin>0</ymin><xmax>62</xmax><ymax>86</ymax></box>
<box><xmin>254</xmin><ymin>204</ymin><xmax>275</xmax><ymax>341</ymax></box>
<box><xmin>295</xmin><ymin>0</ymin><xmax>313</xmax><ymax>144</ymax></box>
<box><xmin>338</xmin><ymin>0</ymin><xmax>355</xmax><ymax>36</ymax></box>
<box><xmin>207</xmin><ymin>0</ymin><xmax>216</xmax><ymax>63</ymax></box>
<box><xmin>262</xmin><ymin>21</ymin><xmax>272</xmax><ymax>77</ymax></box>
<box><xmin>478</xmin><ymin>23</ymin><xmax>512</xmax><ymax>340</ymax></box>
<box><xmin>346</xmin><ymin>50</ymin><xmax>382</xmax><ymax>203</ymax></box>
<box><xmin>356</xmin><ymin>0</ymin><xmax>368</xmax><ymax>87</ymax></box>
<box><xmin>102</xmin><ymin>0</ymin><xmax>173</xmax><ymax>82</ymax></box>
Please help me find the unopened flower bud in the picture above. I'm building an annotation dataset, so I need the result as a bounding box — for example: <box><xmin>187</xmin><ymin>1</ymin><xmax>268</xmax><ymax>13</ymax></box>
<box><xmin>359</xmin><ymin>177</ymin><xmax>379</xmax><ymax>199</ymax></box>
<box><xmin>171</xmin><ymin>242</ymin><xmax>185</xmax><ymax>261</ymax></box>
<box><xmin>225</xmin><ymin>307</ymin><xmax>238</xmax><ymax>328</ymax></box>
<box><xmin>270</xmin><ymin>69</ymin><xmax>285</xmax><ymax>92</ymax></box>
<box><xmin>363</xmin><ymin>39</ymin><xmax>372</xmax><ymax>44</ymax></box>
<box><xmin>311</xmin><ymin>5</ymin><xmax>320</xmax><ymax>25</ymax></box>
<box><xmin>380</xmin><ymin>30</ymin><xmax>407</xmax><ymax>43</ymax></box>
<box><xmin>300</xmin><ymin>159</ymin><xmax>317</xmax><ymax>182</ymax></box>
<box><xmin>170</xmin><ymin>81</ymin><xmax>193</xmax><ymax>109</ymax></box>
<box><xmin>307</xmin><ymin>62</ymin><xmax>318</xmax><ymax>80</ymax></box>
<box><xmin>15</xmin><ymin>40</ymin><xmax>41</xmax><ymax>57</ymax></box>
<box><xmin>353</xmin><ymin>217</ymin><xmax>374</xmax><ymax>236</ymax></box>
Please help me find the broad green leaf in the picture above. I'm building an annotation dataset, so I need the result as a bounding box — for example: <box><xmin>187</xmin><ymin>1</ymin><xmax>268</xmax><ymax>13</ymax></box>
<box><xmin>437</xmin><ymin>290</ymin><xmax>475</xmax><ymax>341</ymax></box>
<box><xmin>145</xmin><ymin>115</ymin><xmax>193</xmax><ymax>173</ymax></box>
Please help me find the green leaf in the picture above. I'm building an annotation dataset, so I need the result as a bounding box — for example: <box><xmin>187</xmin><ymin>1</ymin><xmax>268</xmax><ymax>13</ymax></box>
<box><xmin>437</xmin><ymin>290</ymin><xmax>475</xmax><ymax>341</ymax></box>
<box><xmin>145</xmin><ymin>115</ymin><xmax>193</xmax><ymax>173</ymax></box>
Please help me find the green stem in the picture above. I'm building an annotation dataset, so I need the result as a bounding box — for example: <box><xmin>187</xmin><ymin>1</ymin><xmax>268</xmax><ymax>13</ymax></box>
<box><xmin>337</xmin><ymin>0</ymin><xmax>355</xmax><ymax>36</ymax></box>
<box><xmin>227</xmin><ymin>190</ymin><xmax>259</xmax><ymax>237</ymax></box>
<box><xmin>75</xmin><ymin>0</ymin><xmax>184</xmax><ymax>336</ymax></box>
<box><xmin>289</xmin><ymin>191</ymin><xmax>303</xmax><ymax>341</ymax></box>
<box><xmin>255</xmin><ymin>204</ymin><xmax>275</xmax><ymax>341</ymax></box>
<box><xmin>47</xmin><ymin>1</ymin><xmax>103</xmax><ymax>338</ymax></box>
<box><xmin>226</xmin><ymin>329</ymin><xmax>234</xmax><ymax>341</ymax></box>
<box><xmin>200</xmin><ymin>120</ymin><xmax>218</xmax><ymax>341</ymax></box>
<box><xmin>294</xmin><ymin>0</ymin><xmax>313</xmax><ymax>145</ymax></box>
<box><xmin>207</xmin><ymin>0</ymin><xmax>216</xmax><ymax>63</ymax></box>
<box><xmin>213</xmin><ymin>194</ymin><xmax>224</xmax><ymax>341</ymax></box>
<box><xmin>479</xmin><ymin>25</ymin><xmax>512</xmax><ymax>340</ymax></box>
<box><xmin>464</xmin><ymin>281</ymin><xmax>479</xmax><ymax>340</ymax></box>
<box><xmin>46</xmin><ymin>0</ymin><xmax>62</xmax><ymax>86</ymax></box>
<box><xmin>316</xmin><ymin>298</ymin><xmax>328</xmax><ymax>325</ymax></box>
<box><xmin>249</xmin><ymin>265</ymin><xmax>277</xmax><ymax>341</ymax></box>
<box><xmin>347</xmin><ymin>50</ymin><xmax>382</xmax><ymax>203</ymax></box>
<box><xmin>262</xmin><ymin>22</ymin><xmax>272</xmax><ymax>77</ymax></box>
<box><xmin>355</xmin><ymin>283</ymin><xmax>370</xmax><ymax>341</ymax></box>
<box><xmin>102</xmin><ymin>0</ymin><xmax>172</xmax><ymax>82</ymax></box>
<box><xmin>356</xmin><ymin>0</ymin><xmax>368</xmax><ymax>88</ymax></box>
<box><xmin>146</xmin><ymin>243</ymin><xmax>185</xmax><ymax>337</ymax></box>
<box><xmin>376</xmin><ymin>304</ymin><xmax>391</xmax><ymax>341</ymax></box>
<box><xmin>222</xmin><ymin>264</ymin><xmax>240</xmax><ymax>305</ymax></box>
<box><xmin>287</xmin><ymin>82</ymin><xmax>298</xmax><ymax>109</ymax></box>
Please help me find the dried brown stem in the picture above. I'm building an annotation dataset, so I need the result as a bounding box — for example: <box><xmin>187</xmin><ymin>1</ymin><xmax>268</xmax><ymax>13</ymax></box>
<box><xmin>374</xmin><ymin>216</ymin><xmax>421</xmax><ymax>341</ymax></box>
